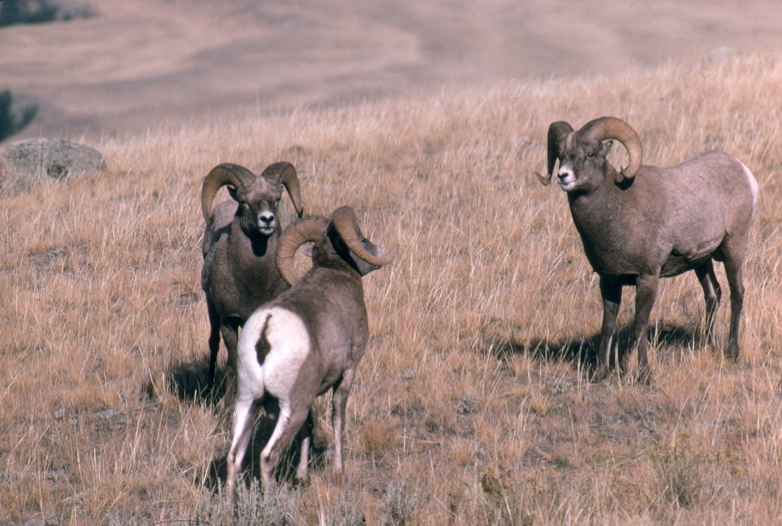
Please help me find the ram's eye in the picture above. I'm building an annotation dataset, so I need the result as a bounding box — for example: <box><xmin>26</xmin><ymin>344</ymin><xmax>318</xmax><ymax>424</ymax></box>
<box><xmin>587</xmin><ymin>152</ymin><xmax>595</xmax><ymax>158</ymax></box>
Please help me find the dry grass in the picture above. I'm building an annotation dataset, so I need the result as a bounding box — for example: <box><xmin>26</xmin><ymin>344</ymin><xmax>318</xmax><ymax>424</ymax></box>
<box><xmin>2</xmin><ymin>52</ymin><xmax>782</xmax><ymax>524</ymax></box>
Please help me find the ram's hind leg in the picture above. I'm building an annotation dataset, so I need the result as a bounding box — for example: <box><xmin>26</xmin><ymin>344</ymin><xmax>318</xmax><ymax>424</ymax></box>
<box><xmin>694</xmin><ymin>260</ymin><xmax>722</xmax><ymax>348</ymax></box>
<box><xmin>226</xmin><ymin>397</ymin><xmax>262</xmax><ymax>495</ymax></box>
<box><xmin>260</xmin><ymin>400</ymin><xmax>313</xmax><ymax>488</ymax></box>
<box><xmin>294</xmin><ymin>411</ymin><xmax>314</xmax><ymax>481</ymax></box>
<box><xmin>721</xmin><ymin>245</ymin><xmax>746</xmax><ymax>361</ymax></box>
<box><xmin>331</xmin><ymin>367</ymin><xmax>356</xmax><ymax>474</ymax></box>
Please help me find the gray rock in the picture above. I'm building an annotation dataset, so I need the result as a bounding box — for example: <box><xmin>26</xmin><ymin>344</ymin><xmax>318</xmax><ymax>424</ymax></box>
<box><xmin>0</xmin><ymin>137</ymin><xmax>106</xmax><ymax>195</ymax></box>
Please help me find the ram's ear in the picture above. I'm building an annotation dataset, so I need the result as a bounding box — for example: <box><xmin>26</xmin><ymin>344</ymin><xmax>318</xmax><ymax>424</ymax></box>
<box><xmin>227</xmin><ymin>185</ymin><xmax>239</xmax><ymax>202</ymax></box>
<box><xmin>598</xmin><ymin>140</ymin><xmax>613</xmax><ymax>158</ymax></box>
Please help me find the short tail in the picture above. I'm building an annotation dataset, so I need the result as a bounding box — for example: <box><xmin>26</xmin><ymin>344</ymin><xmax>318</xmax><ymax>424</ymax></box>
<box><xmin>236</xmin><ymin>311</ymin><xmax>273</xmax><ymax>399</ymax></box>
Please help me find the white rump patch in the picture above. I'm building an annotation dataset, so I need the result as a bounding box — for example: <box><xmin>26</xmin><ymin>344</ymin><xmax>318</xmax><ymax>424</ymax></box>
<box><xmin>740</xmin><ymin>161</ymin><xmax>758</xmax><ymax>206</ymax></box>
<box><xmin>236</xmin><ymin>306</ymin><xmax>310</xmax><ymax>402</ymax></box>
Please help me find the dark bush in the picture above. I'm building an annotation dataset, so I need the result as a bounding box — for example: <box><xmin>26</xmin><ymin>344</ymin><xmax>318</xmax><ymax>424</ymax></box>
<box><xmin>0</xmin><ymin>0</ymin><xmax>94</xmax><ymax>27</ymax></box>
<box><xmin>0</xmin><ymin>89</ymin><xmax>38</xmax><ymax>142</ymax></box>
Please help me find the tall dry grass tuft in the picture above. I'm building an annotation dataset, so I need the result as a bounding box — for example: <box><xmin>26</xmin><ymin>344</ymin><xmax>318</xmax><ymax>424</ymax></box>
<box><xmin>2</xmin><ymin>52</ymin><xmax>782</xmax><ymax>524</ymax></box>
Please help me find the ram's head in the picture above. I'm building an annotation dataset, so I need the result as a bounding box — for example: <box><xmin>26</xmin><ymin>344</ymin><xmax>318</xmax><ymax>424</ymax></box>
<box><xmin>536</xmin><ymin>117</ymin><xmax>643</xmax><ymax>193</ymax></box>
<box><xmin>201</xmin><ymin>162</ymin><xmax>303</xmax><ymax>237</ymax></box>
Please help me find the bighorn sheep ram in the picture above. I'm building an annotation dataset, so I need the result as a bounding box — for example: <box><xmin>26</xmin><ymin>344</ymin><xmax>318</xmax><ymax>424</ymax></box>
<box><xmin>201</xmin><ymin>162</ymin><xmax>304</xmax><ymax>392</ymax></box>
<box><xmin>537</xmin><ymin>116</ymin><xmax>757</xmax><ymax>382</ymax></box>
<box><xmin>225</xmin><ymin>206</ymin><xmax>397</xmax><ymax>491</ymax></box>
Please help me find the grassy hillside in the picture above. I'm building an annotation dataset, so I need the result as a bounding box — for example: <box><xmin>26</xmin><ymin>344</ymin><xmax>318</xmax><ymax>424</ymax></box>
<box><xmin>3</xmin><ymin>0</ymin><xmax>782</xmax><ymax>141</ymax></box>
<box><xmin>2</xmin><ymin>53</ymin><xmax>782</xmax><ymax>524</ymax></box>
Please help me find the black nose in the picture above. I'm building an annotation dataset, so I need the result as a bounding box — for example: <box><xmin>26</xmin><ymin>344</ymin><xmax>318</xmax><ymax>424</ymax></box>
<box><xmin>258</xmin><ymin>212</ymin><xmax>275</xmax><ymax>226</ymax></box>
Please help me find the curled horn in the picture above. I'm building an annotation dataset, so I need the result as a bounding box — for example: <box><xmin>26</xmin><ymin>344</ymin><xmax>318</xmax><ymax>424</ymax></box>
<box><xmin>331</xmin><ymin>206</ymin><xmax>398</xmax><ymax>267</ymax></box>
<box><xmin>536</xmin><ymin>121</ymin><xmax>574</xmax><ymax>186</ymax></box>
<box><xmin>201</xmin><ymin>163</ymin><xmax>257</xmax><ymax>223</ymax></box>
<box><xmin>580</xmin><ymin>117</ymin><xmax>643</xmax><ymax>182</ymax></box>
<box><xmin>276</xmin><ymin>216</ymin><xmax>331</xmax><ymax>285</ymax></box>
<box><xmin>261</xmin><ymin>162</ymin><xmax>304</xmax><ymax>218</ymax></box>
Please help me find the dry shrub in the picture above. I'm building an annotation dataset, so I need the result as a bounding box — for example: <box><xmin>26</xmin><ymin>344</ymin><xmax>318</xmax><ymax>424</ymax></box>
<box><xmin>359</xmin><ymin>418</ymin><xmax>399</xmax><ymax>459</ymax></box>
<box><xmin>650</xmin><ymin>437</ymin><xmax>735</xmax><ymax>516</ymax></box>
<box><xmin>2</xmin><ymin>52</ymin><xmax>782</xmax><ymax>524</ymax></box>
<box><xmin>382</xmin><ymin>479</ymin><xmax>424</xmax><ymax>526</ymax></box>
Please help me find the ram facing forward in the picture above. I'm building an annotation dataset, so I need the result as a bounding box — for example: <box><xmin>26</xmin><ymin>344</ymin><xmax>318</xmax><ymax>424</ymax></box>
<box><xmin>201</xmin><ymin>162</ymin><xmax>304</xmax><ymax>395</ymax></box>
<box><xmin>537</xmin><ymin>116</ymin><xmax>757</xmax><ymax>383</ymax></box>
<box><xmin>225</xmin><ymin>206</ymin><xmax>397</xmax><ymax>492</ymax></box>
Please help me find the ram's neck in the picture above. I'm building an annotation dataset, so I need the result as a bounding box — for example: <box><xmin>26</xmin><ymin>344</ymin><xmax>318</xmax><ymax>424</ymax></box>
<box><xmin>228</xmin><ymin>225</ymin><xmax>287</xmax><ymax>299</ymax></box>
<box><xmin>567</xmin><ymin>183</ymin><xmax>632</xmax><ymax>275</ymax></box>
<box><xmin>229</xmin><ymin>215</ymin><xmax>277</xmax><ymax>256</ymax></box>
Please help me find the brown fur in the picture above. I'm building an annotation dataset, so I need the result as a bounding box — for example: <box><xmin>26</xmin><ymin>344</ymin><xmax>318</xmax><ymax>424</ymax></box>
<box><xmin>225</xmin><ymin>209</ymin><xmax>394</xmax><ymax>492</ymax></box>
<box><xmin>201</xmin><ymin>164</ymin><xmax>301</xmax><ymax>397</ymax></box>
<box><xmin>544</xmin><ymin>118</ymin><xmax>756</xmax><ymax>383</ymax></box>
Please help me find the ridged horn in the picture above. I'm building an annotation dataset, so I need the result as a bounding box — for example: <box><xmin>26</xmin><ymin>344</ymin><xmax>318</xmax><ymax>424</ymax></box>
<box><xmin>276</xmin><ymin>216</ymin><xmax>331</xmax><ymax>285</ymax></box>
<box><xmin>331</xmin><ymin>206</ymin><xmax>398</xmax><ymax>267</ymax></box>
<box><xmin>580</xmin><ymin>117</ymin><xmax>643</xmax><ymax>181</ymax></box>
<box><xmin>201</xmin><ymin>163</ymin><xmax>257</xmax><ymax>223</ymax></box>
<box><xmin>536</xmin><ymin>121</ymin><xmax>574</xmax><ymax>185</ymax></box>
<box><xmin>261</xmin><ymin>162</ymin><xmax>304</xmax><ymax>218</ymax></box>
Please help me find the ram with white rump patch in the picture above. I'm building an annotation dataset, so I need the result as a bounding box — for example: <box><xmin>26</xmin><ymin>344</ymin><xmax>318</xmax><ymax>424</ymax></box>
<box><xmin>225</xmin><ymin>206</ymin><xmax>397</xmax><ymax>492</ymax></box>
<box><xmin>537</xmin><ymin>116</ymin><xmax>757</xmax><ymax>383</ymax></box>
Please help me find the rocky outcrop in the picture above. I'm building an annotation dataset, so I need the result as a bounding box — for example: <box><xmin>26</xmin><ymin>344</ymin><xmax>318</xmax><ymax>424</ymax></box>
<box><xmin>0</xmin><ymin>138</ymin><xmax>106</xmax><ymax>195</ymax></box>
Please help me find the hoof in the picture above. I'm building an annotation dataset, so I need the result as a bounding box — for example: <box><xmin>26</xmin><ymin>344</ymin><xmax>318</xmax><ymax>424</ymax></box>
<box><xmin>724</xmin><ymin>343</ymin><xmax>740</xmax><ymax>362</ymax></box>
<box><xmin>634</xmin><ymin>365</ymin><xmax>653</xmax><ymax>386</ymax></box>
<box><xmin>294</xmin><ymin>466</ymin><xmax>310</xmax><ymax>484</ymax></box>
<box><xmin>323</xmin><ymin>469</ymin><xmax>346</xmax><ymax>487</ymax></box>
<box><xmin>591</xmin><ymin>366</ymin><xmax>610</xmax><ymax>383</ymax></box>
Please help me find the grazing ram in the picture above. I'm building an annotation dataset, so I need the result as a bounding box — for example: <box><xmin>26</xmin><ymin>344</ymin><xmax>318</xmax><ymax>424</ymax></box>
<box><xmin>225</xmin><ymin>206</ymin><xmax>397</xmax><ymax>491</ymax></box>
<box><xmin>201</xmin><ymin>162</ymin><xmax>304</xmax><ymax>395</ymax></box>
<box><xmin>537</xmin><ymin>116</ymin><xmax>757</xmax><ymax>382</ymax></box>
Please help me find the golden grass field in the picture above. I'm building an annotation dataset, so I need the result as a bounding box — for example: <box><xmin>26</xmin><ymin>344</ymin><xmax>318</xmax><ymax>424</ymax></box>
<box><xmin>2</xmin><ymin>52</ymin><xmax>782</xmax><ymax>524</ymax></box>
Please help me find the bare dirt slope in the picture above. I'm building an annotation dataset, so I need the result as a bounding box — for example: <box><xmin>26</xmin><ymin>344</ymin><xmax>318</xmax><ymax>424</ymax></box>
<box><xmin>1</xmin><ymin>0</ymin><xmax>781</xmax><ymax>142</ymax></box>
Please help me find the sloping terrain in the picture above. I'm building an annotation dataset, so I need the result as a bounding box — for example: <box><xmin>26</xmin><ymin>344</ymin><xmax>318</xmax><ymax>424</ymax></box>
<box><xmin>1</xmin><ymin>0</ymin><xmax>781</xmax><ymax>141</ymax></box>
